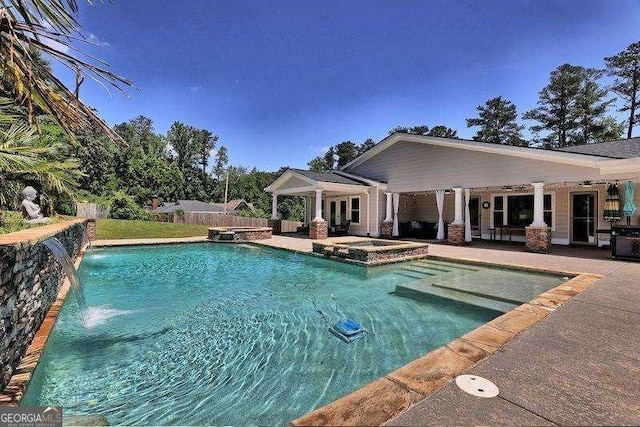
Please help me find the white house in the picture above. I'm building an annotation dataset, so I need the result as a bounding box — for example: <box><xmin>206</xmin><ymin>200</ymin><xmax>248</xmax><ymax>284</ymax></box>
<box><xmin>265</xmin><ymin>133</ymin><xmax>640</xmax><ymax>252</ymax></box>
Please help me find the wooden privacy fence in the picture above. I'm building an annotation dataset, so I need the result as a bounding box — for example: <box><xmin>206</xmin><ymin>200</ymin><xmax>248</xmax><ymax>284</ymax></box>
<box><xmin>76</xmin><ymin>202</ymin><xmax>110</xmax><ymax>219</ymax></box>
<box><xmin>175</xmin><ymin>212</ymin><xmax>302</xmax><ymax>232</ymax></box>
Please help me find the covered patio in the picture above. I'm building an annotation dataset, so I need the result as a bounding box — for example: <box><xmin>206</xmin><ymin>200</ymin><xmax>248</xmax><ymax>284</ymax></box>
<box><xmin>264</xmin><ymin>168</ymin><xmax>386</xmax><ymax>239</ymax></box>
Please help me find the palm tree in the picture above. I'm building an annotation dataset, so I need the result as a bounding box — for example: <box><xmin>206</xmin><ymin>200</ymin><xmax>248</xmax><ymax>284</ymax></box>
<box><xmin>0</xmin><ymin>0</ymin><xmax>132</xmax><ymax>141</ymax></box>
<box><xmin>0</xmin><ymin>98</ymin><xmax>81</xmax><ymax>215</ymax></box>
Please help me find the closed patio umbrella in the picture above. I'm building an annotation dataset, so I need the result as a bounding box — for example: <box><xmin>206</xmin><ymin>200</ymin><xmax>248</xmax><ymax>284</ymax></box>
<box><xmin>603</xmin><ymin>183</ymin><xmax>621</xmax><ymax>224</ymax></box>
<box><xmin>624</xmin><ymin>181</ymin><xmax>636</xmax><ymax>225</ymax></box>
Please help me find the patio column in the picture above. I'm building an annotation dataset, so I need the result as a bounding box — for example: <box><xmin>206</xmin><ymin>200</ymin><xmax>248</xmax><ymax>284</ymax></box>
<box><xmin>268</xmin><ymin>192</ymin><xmax>282</xmax><ymax>235</ymax></box>
<box><xmin>381</xmin><ymin>192</ymin><xmax>393</xmax><ymax>238</ymax></box>
<box><xmin>384</xmin><ymin>192</ymin><xmax>393</xmax><ymax>222</ymax></box>
<box><xmin>453</xmin><ymin>188</ymin><xmax>464</xmax><ymax>225</ymax></box>
<box><xmin>310</xmin><ymin>188</ymin><xmax>328</xmax><ymax>240</ymax></box>
<box><xmin>271</xmin><ymin>193</ymin><xmax>279</xmax><ymax>220</ymax></box>
<box><xmin>531</xmin><ymin>182</ymin><xmax>546</xmax><ymax>226</ymax></box>
<box><xmin>448</xmin><ymin>187</ymin><xmax>465</xmax><ymax>246</ymax></box>
<box><xmin>526</xmin><ymin>182</ymin><xmax>551</xmax><ymax>253</ymax></box>
<box><xmin>314</xmin><ymin>189</ymin><xmax>324</xmax><ymax>221</ymax></box>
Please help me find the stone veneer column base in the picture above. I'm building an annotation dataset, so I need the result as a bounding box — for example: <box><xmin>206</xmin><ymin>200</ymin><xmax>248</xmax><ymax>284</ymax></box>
<box><xmin>447</xmin><ymin>223</ymin><xmax>465</xmax><ymax>246</ymax></box>
<box><xmin>525</xmin><ymin>226</ymin><xmax>552</xmax><ymax>253</ymax></box>
<box><xmin>380</xmin><ymin>221</ymin><xmax>393</xmax><ymax>238</ymax></box>
<box><xmin>268</xmin><ymin>219</ymin><xmax>282</xmax><ymax>235</ymax></box>
<box><xmin>309</xmin><ymin>220</ymin><xmax>328</xmax><ymax>240</ymax></box>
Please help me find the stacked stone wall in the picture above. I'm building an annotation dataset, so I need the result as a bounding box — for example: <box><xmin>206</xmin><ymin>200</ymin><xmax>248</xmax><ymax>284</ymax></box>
<box><xmin>525</xmin><ymin>226</ymin><xmax>552</xmax><ymax>253</ymax></box>
<box><xmin>310</xmin><ymin>220</ymin><xmax>328</xmax><ymax>240</ymax></box>
<box><xmin>0</xmin><ymin>220</ymin><xmax>87</xmax><ymax>391</ymax></box>
<box><xmin>380</xmin><ymin>221</ymin><xmax>393</xmax><ymax>238</ymax></box>
<box><xmin>447</xmin><ymin>224</ymin><xmax>465</xmax><ymax>246</ymax></box>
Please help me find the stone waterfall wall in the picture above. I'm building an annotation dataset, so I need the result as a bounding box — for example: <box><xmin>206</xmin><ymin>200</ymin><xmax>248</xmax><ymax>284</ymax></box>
<box><xmin>0</xmin><ymin>219</ymin><xmax>87</xmax><ymax>392</ymax></box>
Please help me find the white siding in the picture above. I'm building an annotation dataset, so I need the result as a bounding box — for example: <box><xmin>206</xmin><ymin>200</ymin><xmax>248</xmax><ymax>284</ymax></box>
<box><xmin>346</xmin><ymin>141</ymin><xmax>606</xmax><ymax>192</ymax></box>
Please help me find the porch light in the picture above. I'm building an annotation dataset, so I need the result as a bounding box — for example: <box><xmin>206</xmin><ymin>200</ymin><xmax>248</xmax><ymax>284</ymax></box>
<box><xmin>603</xmin><ymin>184</ymin><xmax>621</xmax><ymax>223</ymax></box>
<box><xmin>444</xmin><ymin>189</ymin><xmax>452</xmax><ymax>195</ymax></box>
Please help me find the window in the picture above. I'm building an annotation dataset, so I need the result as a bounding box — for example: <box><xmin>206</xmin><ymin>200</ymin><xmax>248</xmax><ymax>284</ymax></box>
<box><xmin>543</xmin><ymin>194</ymin><xmax>552</xmax><ymax>226</ymax></box>
<box><xmin>507</xmin><ymin>195</ymin><xmax>534</xmax><ymax>227</ymax></box>
<box><xmin>493</xmin><ymin>196</ymin><xmax>504</xmax><ymax>227</ymax></box>
<box><xmin>493</xmin><ymin>193</ymin><xmax>554</xmax><ymax>228</ymax></box>
<box><xmin>350</xmin><ymin>197</ymin><xmax>360</xmax><ymax>224</ymax></box>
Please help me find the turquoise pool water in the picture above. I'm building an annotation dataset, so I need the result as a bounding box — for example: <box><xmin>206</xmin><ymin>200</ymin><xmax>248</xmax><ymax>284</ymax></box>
<box><xmin>23</xmin><ymin>243</ymin><xmax>540</xmax><ymax>425</ymax></box>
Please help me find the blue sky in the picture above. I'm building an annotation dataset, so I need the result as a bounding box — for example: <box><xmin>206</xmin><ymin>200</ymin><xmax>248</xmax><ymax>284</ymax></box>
<box><xmin>56</xmin><ymin>0</ymin><xmax>640</xmax><ymax>171</ymax></box>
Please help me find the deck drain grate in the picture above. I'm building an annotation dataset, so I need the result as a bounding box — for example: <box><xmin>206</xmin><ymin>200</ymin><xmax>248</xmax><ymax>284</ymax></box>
<box><xmin>455</xmin><ymin>375</ymin><xmax>499</xmax><ymax>398</ymax></box>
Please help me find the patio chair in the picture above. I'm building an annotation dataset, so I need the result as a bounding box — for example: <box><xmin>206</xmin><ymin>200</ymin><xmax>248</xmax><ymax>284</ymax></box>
<box><xmin>330</xmin><ymin>220</ymin><xmax>351</xmax><ymax>236</ymax></box>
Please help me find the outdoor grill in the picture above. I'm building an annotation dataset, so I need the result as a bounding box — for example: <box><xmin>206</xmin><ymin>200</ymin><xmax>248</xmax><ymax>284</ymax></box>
<box><xmin>611</xmin><ymin>226</ymin><xmax>640</xmax><ymax>261</ymax></box>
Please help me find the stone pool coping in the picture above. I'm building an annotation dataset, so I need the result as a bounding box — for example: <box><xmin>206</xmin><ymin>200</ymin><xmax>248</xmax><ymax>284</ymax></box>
<box><xmin>0</xmin><ymin>218</ymin><xmax>87</xmax><ymax>246</ymax></box>
<box><xmin>289</xmin><ymin>273</ymin><xmax>602</xmax><ymax>426</ymax></box>
<box><xmin>0</xmin><ymin>245</ymin><xmax>87</xmax><ymax>406</ymax></box>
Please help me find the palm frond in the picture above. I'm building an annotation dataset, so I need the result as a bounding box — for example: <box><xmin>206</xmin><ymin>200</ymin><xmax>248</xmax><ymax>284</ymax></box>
<box><xmin>0</xmin><ymin>1</ymin><xmax>132</xmax><ymax>142</ymax></box>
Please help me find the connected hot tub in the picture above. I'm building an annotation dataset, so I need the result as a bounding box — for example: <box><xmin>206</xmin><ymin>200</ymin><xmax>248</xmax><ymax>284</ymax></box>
<box><xmin>312</xmin><ymin>239</ymin><xmax>428</xmax><ymax>265</ymax></box>
<box><xmin>207</xmin><ymin>227</ymin><xmax>272</xmax><ymax>242</ymax></box>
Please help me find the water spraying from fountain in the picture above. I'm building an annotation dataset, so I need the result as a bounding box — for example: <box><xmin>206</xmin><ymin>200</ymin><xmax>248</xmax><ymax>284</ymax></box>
<box><xmin>42</xmin><ymin>237</ymin><xmax>89</xmax><ymax>320</ymax></box>
<box><xmin>42</xmin><ymin>237</ymin><xmax>135</xmax><ymax>327</ymax></box>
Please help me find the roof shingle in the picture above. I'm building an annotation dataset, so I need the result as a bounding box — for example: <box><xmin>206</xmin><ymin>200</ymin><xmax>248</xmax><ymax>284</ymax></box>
<box><xmin>553</xmin><ymin>138</ymin><xmax>640</xmax><ymax>159</ymax></box>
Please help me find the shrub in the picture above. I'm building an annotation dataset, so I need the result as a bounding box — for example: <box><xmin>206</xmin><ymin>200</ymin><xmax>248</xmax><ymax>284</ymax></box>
<box><xmin>109</xmin><ymin>192</ymin><xmax>152</xmax><ymax>221</ymax></box>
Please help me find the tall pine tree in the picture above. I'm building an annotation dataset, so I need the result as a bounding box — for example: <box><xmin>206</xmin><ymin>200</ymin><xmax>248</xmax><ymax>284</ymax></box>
<box><xmin>605</xmin><ymin>41</ymin><xmax>640</xmax><ymax>138</ymax></box>
<box><xmin>573</xmin><ymin>69</ymin><xmax>619</xmax><ymax>144</ymax></box>
<box><xmin>466</xmin><ymin>96</ymin><xmax>526</xmax><ymax>146</ymax></box>
<box><xmin>524</xmin><ymin>64</ymin><xmax>584</xmax><ymax>148</ymax></box>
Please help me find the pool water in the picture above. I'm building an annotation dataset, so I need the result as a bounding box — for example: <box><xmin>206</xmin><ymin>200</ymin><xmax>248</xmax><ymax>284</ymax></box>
<box><xmin>23</xmin><ymin>244</ymin><xmax>538</xmax><ymax>425</ymax></box>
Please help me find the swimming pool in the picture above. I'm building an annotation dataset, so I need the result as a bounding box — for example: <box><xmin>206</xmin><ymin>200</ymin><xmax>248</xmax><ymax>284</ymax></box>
<box><xmin>22</xmin><ymin>243</ymin><xmax>563</xmax><ymax>425</ymax></box>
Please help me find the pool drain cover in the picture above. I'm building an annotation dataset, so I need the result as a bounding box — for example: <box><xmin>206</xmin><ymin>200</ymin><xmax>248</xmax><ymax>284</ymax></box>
<box><xmin>455</xmin><ymin>375</ymin><xmax>499</xmax><ymax>398</ymax></box>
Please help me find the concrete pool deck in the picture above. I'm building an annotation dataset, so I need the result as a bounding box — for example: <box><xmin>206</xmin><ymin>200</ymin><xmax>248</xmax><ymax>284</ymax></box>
<box><xmin>254</xmin><ymin>236</ymin><xmax>640</xmax><ymax>425</ymax></box>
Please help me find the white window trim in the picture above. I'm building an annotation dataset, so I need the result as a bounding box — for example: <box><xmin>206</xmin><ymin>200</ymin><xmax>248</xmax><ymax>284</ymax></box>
<box><xmin>490</xmin><ymin>191</ymin><xmax>555</xmax><ymax>231</ymax></box>
<box><xmin>349</xmin><ymin>196</ymin><xmax>361</xmax><ymax>224</ymax></box>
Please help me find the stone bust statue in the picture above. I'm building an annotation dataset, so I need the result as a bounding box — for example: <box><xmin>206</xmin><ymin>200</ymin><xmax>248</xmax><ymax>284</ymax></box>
<box><xmin>21</xmin><ymin>186</ymin><xmax>50</xmax><ymax>223</ymax></box>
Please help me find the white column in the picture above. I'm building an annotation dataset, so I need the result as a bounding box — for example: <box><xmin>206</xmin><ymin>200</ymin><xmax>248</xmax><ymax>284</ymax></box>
<box><xmin>384</xmin><ymin>192</ymin><xmax>393</xmax><ymax>222</ymax></box>
<box><xmin>271</xmin><ymin>193</ymin><xmax>278</xmax><ymax>220</ymax></box>
<box><xmin>453</xmin><ymin>187</ymin><xmax>464</xmax><ymax>225</ymax></box>
<box><xmin>314</xmin><ymin>188</ymin><xmax>324</xmax><ymax>221</ymax></box>
<box><xmin>531</xmin><ymin>182</ymin><xmax>546</xmax><ymax>226</ymax></box>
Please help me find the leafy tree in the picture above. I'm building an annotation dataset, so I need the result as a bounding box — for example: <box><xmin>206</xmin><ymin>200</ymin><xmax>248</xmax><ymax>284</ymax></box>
<box><xmin>308</xmin><ymin>147</ymin><xmax>335</xmax><ymax>172</ymax></box>
<box><xmin>194</xmin><ymin>129</ymin><xmax>219</xmax><ymax>173</ymax></box>
<box><xmin>0</xmin><ymin>0</ymin><xmax>132</xmax><ymax>140</ymax></box>
<box><xmin>167</xmin><ymin>121</ymin><xmax>197</xmax><ymax>172</ymax></box>
<box><xmin>112</xmin><ymin>116</ymin><xmax>185</xmax><ymax>205</ymax></box>
<box><xmin>388</xmin><ymin>125</ymin><xmax>428</xmax><ymax>135</ymax></box>
<box><xmin>426</xmin><ymin>125</ymin><xmax>458</xmax><ymax>138</ymax></box>
<box><xmin>388</xmin><ymin>124</ymin><xmax>458</xmax><ymax>138</ymax></box>
<box><xmin>524</xmin><ymin>64</ymin><xmax>585</xmax><ymax>148</ymax></box>
<box><xmin>605</xmin><ymin>41</ymin><xmax>640</xmax><ymax>138</ymax></box>
<box><xmin>334</xmin><ymin>141</ymin><xmax>358</xmax><ymax>168</ymax></box>
<box><xmin>213</xmin><ymin>145</ymin><xmax>229</xmax><ymax>179</ymax></box>
<box><xmin>73</xmin><ymin>121</ymin><xmax>118</xmax><ymax>196</ymax></box>
<box><xmin>466</xmin><ymin>96</ymin><xmax>526</xmax><ymax>146</ymax></box>
<box><xmin>308</xmin><ymin>156</ymin><xmax>330</xmax><ymax>172</ymax></box>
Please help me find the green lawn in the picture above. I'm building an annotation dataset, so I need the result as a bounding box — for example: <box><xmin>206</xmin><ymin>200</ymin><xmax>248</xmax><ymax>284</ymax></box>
<box><xmin>95</xmin><ymin>219</ymin><xmax>210</xmax><ymax>240</ymax></box>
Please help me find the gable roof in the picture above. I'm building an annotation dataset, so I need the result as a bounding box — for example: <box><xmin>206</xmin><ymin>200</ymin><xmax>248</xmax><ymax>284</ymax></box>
<box><xmin>264</xmin><ymin>168</ymin><xmax>383</xmax><ymax>194</ymax></box>
<box><xmin>553</xmin><ymin>138</ymin><xmax>640</xmax><ymax>159</ymax></box>
<box><xmin>341</xmin><ymin>133</ymin><xmax>632</xmax><ymax>172</ymax></box>
<box><xmin>288</xmin><ymin>168</ymin><xmax>369</xmax><ymax>185</ymax></box>
<box><xmin>153</xmin><ymin>200</ymin><xmax>225</xmax><ymax>214</ymax></box>
<box><xmin>210</xmin><ymin>199</ymin><xmax>255</xmax><ymax>212</ymax></box>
